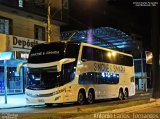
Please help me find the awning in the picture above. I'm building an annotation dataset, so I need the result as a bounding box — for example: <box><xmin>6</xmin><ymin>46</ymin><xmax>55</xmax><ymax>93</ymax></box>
<box><xmin>0</xmin><ymin>59</ymin><xmax>27</xmax><ymax>67</ymax></box>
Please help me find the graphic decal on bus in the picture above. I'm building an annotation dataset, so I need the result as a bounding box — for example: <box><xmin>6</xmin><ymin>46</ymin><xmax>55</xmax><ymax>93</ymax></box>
<box><xmin>94</xmin><ymin>63</ymin><xmax>125</xmax><ymax>73</ymax></box>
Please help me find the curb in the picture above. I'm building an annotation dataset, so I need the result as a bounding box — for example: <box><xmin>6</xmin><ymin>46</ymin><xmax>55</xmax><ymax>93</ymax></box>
<box><xmin>70</xmin><ymin>101</ymin><xmax>160</xmax><ymax>119</ymax></box>
<box><xmin>104</xmin><ymin>101</ymin><xmax>160</xmax><ymax>113</ymax></box>
<box><xmin>0</xmin><ymin>104</ymin><xmax>43</xmax><ymax>109</ymax></box>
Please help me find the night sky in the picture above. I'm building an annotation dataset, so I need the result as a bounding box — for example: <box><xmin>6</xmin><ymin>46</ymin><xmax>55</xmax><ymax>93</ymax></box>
<box><xmin>62</xmin><ymin>0</ymin><xmax>157</xmax><ymax>50</ymax></box>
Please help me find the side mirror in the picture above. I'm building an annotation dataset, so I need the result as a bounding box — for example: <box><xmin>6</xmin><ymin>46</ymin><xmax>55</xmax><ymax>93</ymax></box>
<box><xmin>57</xmin><ymin>58</ymin><xmax>75</xmax><ymax>72</ymax></box>
<box><xmin>17</xmin><ymin>62</ymin><xmax>27</xmax><ymax>75</ymax></box>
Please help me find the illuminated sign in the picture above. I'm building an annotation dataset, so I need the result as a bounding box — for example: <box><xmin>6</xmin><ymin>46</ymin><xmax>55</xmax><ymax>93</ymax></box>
<box><xmin>18</xmin><ymin>0</ymin><xmax>23</xmax><ymax>7</ymax></box>
<box><xmin>0</xmin><ymin>52</ymin><xmax>13</xmax><ymax>60</ymax></box>
<box><xmin>145</xmin><ymin>51</ymin><xmax>152</xmax><ymax>64</ymax></box>
<box><xmin>16</xmin><ymin>52</ymin><xmax>29</xmax><ymax>60</ymax></box>
<box><xmin>21</xmin><ymin>53</ymin><xmax>29</xmax><ymax>59</ymax></box>
<box><xmin>30</xmin><ymin>51</ymin><xmax>60</xmax><ymax>57</ymax></box>
<box><xmin>145</xmin><ymin>51</ymin><xmax>160</xmax><ymax>64</ymax></box>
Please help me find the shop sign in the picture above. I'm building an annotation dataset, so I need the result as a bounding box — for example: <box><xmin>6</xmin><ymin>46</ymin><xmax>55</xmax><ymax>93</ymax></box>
<box><xmin>20</xmin><ymin>53</ymin><xmax>29</xmax><ymax>59</ymax></box>
<box><xmin>16</xmin><ymin>52</ymin><xmax>29</xmax><ymax>60</ymax></box>
<box><xmin>8</xmin><ymin>35</ymin><xmax>46</xmax><ymax>52</ymax></box>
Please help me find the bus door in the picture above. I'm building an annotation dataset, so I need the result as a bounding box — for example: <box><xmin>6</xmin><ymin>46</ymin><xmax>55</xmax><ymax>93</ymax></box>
<box><xmin>62</xmin><ymin>63</ymin><xmax>76</xmax><ymax>102</ymax></box>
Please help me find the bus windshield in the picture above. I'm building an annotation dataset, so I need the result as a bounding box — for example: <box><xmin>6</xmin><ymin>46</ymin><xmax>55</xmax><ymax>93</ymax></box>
<box><xmin>27</xmin><ymin>42</ymin><xmax>80</xmax><ymax>89</ymax></box>
<box><xmin>27</xmin><ymin>66</ymin><xmax>63</xmax><ymax>90</ymax></box>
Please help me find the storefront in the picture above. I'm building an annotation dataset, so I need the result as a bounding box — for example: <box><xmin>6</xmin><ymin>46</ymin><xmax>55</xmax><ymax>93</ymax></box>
<box><xmin>0</xmin><ymin>34</ymin><xmax>45</xmax><ymax>95</ymax></box>
<box><xmin>0</xmin><ymin>56</ymin><xmax>26</xmax><ymax>94</ymax></box>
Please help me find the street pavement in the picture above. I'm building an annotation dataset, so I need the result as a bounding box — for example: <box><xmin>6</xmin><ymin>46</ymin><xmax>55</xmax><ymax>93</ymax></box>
<box><xmin>72</xmin><ymin>100</ymin><xmax>160</xmax><ymax>119</ymax></box>
<box><xmin>1</xmin><ymin>91</ymin><xmax>160</xmax><ymax>119</ymax></box>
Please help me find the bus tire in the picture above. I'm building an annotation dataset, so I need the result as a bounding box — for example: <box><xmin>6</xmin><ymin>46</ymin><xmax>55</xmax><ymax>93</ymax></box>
<box><xmin>77</xmin><ymin>90</ymin><xmax>86</xmax><ymax>105</ymax></box>
<box><xmin>45</xmin><ymin>103</ymin><xmax>53</xmax><ymax>107</ymax></box>
<box><xmin>124</xmin><ymin>89</ymin><xmax>129</xmax><ymax>100</ymax></box>
<box><xmin>87</xmin><ymin>90</ymin><xmax>95</xmax><ymax>104</ymax></box>
<box><xmin>118</xmin><ymin>89</ymin><xmax>124</xmax><ymax>100</ymax></box>
<box><xmin>58</xmin><ymin>103</ymin><xmax>63</xmax><ymax>106</ymax></box>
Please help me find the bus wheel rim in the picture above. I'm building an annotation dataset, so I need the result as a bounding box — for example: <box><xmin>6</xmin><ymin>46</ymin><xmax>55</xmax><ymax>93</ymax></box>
<box><xmin>88</xmin><ymin>92</ymin><xmax>93</xmax><ymax>103</ymax></box>
<box><xmin>124</xmin><ymin>91</ymin><xmax>128</xmax><ymax>99</ymax></box>
<box><xmin>119</xmin><ymin>92</ymin><xmax>123</xmax><ymax>100</ymax></box>
<box><xmin>78</xmin><ymin>93</ymin><xmax>84</xmax><ymax>104</ymax></box>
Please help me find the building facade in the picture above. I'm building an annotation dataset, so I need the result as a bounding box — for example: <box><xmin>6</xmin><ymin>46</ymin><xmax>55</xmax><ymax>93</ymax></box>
<box><xmin>134</xmin><ymin>58</ymin><xmax>152</xmax><ymax>91</ymax></box>
<box><xmin>0</xmin><ymin>0</ymin><xmax>69</xmax><ymax>94</ymax></box>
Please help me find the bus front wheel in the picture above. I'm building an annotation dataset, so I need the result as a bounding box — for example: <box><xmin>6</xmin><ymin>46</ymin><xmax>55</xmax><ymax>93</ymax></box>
<box><xmin>77</xmin><ymin>91</ymin><xmax>86</xmax><ymax>105</ymax></box>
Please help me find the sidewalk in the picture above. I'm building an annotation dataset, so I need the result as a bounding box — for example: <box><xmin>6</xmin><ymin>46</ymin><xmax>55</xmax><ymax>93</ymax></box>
<box><xmin>0</xmin><ymin>94</ymin><xmax>41</xmax><ymax>109</ymax></box>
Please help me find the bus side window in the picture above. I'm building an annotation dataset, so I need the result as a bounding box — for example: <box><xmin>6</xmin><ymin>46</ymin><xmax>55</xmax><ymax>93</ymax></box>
<box><xmin>81</xmin><ymin>47</ymin><xmax>87</xmax><ymax>61</ymax></box>
<box><xmin>63</xmin><ymin>62</ymin><xmax>76</xmax><ymax>84</ymax></box>
<box><xmin>79</xmin><ymin>73</ymin><xmax>87</xmax><ymax>84</ymax></box>
<box><xmin>81</xmin><ymin>46</ymin><xmax>94</xmax><ymax>61</ymax></box>
<box><xmin>65</xmin><ymin>43</ymin><xmax>80</xmax><ymax>58</ymax></box>
<box><xmin>94</xmin><ymin>49</ymin><xmax>103</xmax><ymax>62</ymax></box>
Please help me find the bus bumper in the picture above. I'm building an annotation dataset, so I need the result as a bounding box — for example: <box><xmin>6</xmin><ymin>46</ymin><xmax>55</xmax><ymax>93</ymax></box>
<box><xmin>26</xmin><ymin>95</ymin><xmax>63</xmax><ymax>104</ymax></box>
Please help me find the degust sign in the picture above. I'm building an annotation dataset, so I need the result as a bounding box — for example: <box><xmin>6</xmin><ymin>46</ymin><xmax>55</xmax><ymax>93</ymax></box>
<box><xmin>13</xmin><ymin>36</ymin><xmax>38</xmax><ymax>50</ymax></box>
<box><xmin>12</xmin><ymin>36</ymin><xmax>45</xmax><ymax>52</ymax></box>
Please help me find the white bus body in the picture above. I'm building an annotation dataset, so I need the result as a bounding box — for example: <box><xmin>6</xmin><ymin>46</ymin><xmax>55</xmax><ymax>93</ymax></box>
<box><xmin>25</xmin><ymin>42</ymin><xmax>135</xmax><ymax>105</ymax></box>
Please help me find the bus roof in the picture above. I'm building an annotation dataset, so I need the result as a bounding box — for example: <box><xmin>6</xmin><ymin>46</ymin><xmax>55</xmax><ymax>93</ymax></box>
<box><xmin>36</xmin><ymin>41</ymin><xmax>133</xmax><ymax>57</ymax></box>
<box><xmin>81</xmin><ymin>42</ymin><xmax>133</xmax><ymax>57</ymax></box>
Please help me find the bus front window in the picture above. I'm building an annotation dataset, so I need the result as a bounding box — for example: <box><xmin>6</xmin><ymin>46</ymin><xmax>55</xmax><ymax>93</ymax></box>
<box><xmin>27</xmin><ymin>67</ymin><xmax>62</xmax><ymax>90</ymax></box>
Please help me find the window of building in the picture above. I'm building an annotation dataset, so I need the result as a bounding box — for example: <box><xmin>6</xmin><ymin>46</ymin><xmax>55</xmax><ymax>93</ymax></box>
<box><xmin>34</xmin><ymin>25</ymin><xmax>45</xmax><ymax>41</ymax></box>
<box><xmin>0</xmin><ymin>17</ymin><xmax>12</xmax><ymax>35</ymax></box>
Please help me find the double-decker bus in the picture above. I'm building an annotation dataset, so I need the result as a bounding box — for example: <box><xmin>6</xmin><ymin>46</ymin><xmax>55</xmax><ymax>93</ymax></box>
<box><xmin>25</xmin><ymin>41</ymin><xmax>135</xmax><ymax>105</ymax></box>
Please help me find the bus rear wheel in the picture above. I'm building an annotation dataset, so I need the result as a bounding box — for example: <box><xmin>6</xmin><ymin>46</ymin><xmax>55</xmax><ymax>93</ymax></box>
<box><xmin>124</xmin><ymin>89</ymin><xmax>129</xmax><ymax>100</ymax></box>
<box><xmin>87</xmin><ymin>91</ymin><xmax>95</xmax><ymax>104</ymax></box>
<box><xmin>45</xmin><ymin>103</ymin><xmax>53</xmax><ymax>107</ymax></box>
<box><xmin>118</xmin><ymin>90</ymin><xmax>124</xmax><ymax>100</ymax></box>
<box><xmin>77</xmin><ymin>91</ymin><xmax>86</xmax><ymax>105</ymax></box>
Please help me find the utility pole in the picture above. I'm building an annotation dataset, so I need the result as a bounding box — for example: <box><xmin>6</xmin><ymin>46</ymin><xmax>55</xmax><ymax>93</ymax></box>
<box><xmin>4</xmin><ymin>60</ymin><xmax>7</xmax><ymax>104</ymax></box>
<box><xmin>151</xmin><ymin>1</ymin><xmax>160</xmax><ymax>99</ymax></box>
<box><xmin>47</xmin><ymin>0</ymin><xmax>51</xmax><ymax>42</ymax></box>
